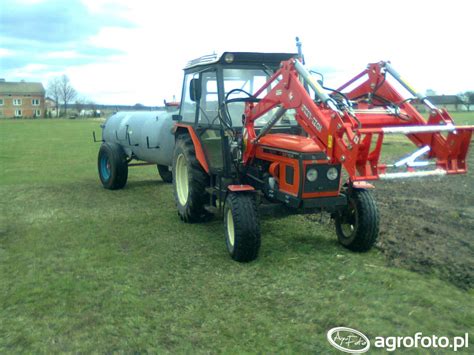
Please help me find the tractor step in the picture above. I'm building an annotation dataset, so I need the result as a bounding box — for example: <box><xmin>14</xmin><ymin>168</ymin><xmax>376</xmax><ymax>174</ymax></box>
<box><xmin>204</xmin><ymin>205</ymin><xmax>218</xmax><ymax>214</ymax></box>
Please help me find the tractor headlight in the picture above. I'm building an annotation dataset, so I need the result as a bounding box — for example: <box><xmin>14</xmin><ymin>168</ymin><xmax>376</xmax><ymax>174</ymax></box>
<box><xmin>224</xmin><ymin>53</ymin><xmax>234</xmax><ymax>63</ymax></box>
<box><xmin>326</xmin><ymin>167</ymin><xmax>338</xmax><ymax>181</ymax></box>
<box><xmin>306</xmin><ymin>168</ymin><xmax>318</xmax><ymax>182</ymax></box>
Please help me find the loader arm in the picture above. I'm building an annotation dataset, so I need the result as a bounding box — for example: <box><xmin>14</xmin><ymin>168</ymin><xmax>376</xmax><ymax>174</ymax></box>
<box><xmin>242</xmin><ymin>59</ymin><xmax>474</xmax><ymax>182</ymax></box>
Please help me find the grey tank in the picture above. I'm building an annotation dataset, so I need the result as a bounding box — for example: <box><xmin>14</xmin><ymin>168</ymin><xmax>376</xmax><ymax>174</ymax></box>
<box><xmin>101</xmin><ymin>110</ymin><xmax>177</xmax><ymax>166</ymax></box>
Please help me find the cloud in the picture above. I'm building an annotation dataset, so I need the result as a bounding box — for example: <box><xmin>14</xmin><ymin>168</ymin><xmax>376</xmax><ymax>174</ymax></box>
<box><xmin>1</xmin><ymin>0</ymin><xmax>472</xmax><ymax>105</ymax></box>
<box><xmin>0</xmin><ymin>0</ymin><xmax>132</xmax><ymax>43</ymax></box>
<box><xmin>0</xmin><ymin>0</ymin><xmax>132</xmax><ymax>84</ymax></box>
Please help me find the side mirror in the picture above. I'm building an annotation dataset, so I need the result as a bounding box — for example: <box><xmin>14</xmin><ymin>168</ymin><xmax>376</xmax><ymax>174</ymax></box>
<box><xmin>189</xmin><ymin>78</ymin><xmax>201</xmax><ymax>102</ymax></box>
<box><xmin>172</xmin><ymin>114</ymin><xmax>182</xmax><ymax>121</ymax></box>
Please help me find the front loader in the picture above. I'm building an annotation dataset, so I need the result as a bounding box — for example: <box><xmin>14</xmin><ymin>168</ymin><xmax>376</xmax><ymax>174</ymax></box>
<box><xmin>98</xmin><ymin>46</ymin><xmax>473</xmax><ymax>262</ymax></box>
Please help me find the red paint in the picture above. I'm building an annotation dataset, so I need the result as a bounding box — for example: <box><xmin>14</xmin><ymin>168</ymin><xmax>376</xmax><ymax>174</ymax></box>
<box><xmin>175</xmin><ymin>124</ymin><xmax>209</xmax><ymax>173</ymax></box>
<box><xmin>227</xmin><ymin>184</ymin><xmax>255</xmax><ymax>192</ymax></box>
<box><xmin>352</xmin><ymin>181</ymin><xmax>375</xmax><ymax>189</ymax></box>
<box><xmin>242</xmin><ymin>58</ymin><xmax>473</xmax><ymax>184</ymax></box>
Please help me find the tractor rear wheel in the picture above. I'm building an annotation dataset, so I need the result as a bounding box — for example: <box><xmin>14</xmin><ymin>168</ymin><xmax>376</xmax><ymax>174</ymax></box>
<box><xmin>335</xmin><ymin>188</ymin><xmax>379</xmax><ymax>251</ymax></box>
<box><xmin>157</xmin><ymin>164</ymin><xmax>172</xmax><ymax>183</ymax></box>
<box><xmin>224</xmin><ymin>193</ymin><xmax>261</xmax><ymax>262</ymax></box>
<box><xmin>172</xmin><ymin>134</ymin><xmax>210</xmax><ymax>222</ymax></box>
<box><xmin>98</xmin><ymin>142</ymin><xmax>128</xmax><ymax>189</ymax></box>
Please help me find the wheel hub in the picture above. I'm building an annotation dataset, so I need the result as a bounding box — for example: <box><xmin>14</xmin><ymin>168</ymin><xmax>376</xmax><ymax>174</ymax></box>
<box><xmin>176</xmin><ymin>153</ymin><xmax>189</xmax><ymax>206</ymax></box>
<box><xmin>226</xmin><ymin>209</ymin><xmax>235</xmax><ymax>248</ymax></box>
<box><xmin>340</xmin><ymin>201</ymin><xmax>357</xmax><ymax>238</ymax></box>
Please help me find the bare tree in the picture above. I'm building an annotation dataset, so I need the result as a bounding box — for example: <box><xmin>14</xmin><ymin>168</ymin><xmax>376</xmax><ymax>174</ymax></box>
<box><xmin>75</xmin><ymin>97</ymin><xmax>86</xmax><ymax>114</ymax></box>
<box><xmin>87</xmin><ymin>100</ymin><xmax>97</xmax><ymax>111</ymax></box>
<box><xmin>87</xmin><ymin>100</ymin><xmax>100</xmax><ymax>117</ymax></box>
<box><xmin>462</xmin><ymin>91</ymin><xmax>474</xmax><ymax>112</ymax></box>
<box><xmin>47</xmin><ymin>77</ymin><xmax>61</xmax><ymax>117</ymax></box>
<box><xmin>59</xmin><ymin>75</ymin><xmax>77</xmax><ymax>116</ymax></box>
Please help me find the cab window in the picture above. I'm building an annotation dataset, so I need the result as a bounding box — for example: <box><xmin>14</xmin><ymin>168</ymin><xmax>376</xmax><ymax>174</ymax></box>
<box><xmin>198</xmin><ymin>71</ymin><xmax>218</xmax><ymax>125</ymax></box>
<box><xmin>180</xmin><ymin>73</ymin><xmax>198</xmax><ymax>123</ymax></box>
<box><xmin>223</xmin><ymin>68</ymin><xmax>297</xmax><ymax>127</ymax></box>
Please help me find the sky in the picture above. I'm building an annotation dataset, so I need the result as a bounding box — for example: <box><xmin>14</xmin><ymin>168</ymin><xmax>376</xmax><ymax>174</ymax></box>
<box><xmin>0</xmin><ymin>0</ymin><xmax>473</xmax><ymax>105</ymax></box>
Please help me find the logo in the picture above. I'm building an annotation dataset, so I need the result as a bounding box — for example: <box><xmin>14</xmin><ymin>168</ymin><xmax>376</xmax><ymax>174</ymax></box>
<box><xmin>301</xmin><ymin>104</ymin><xmax>322</xmax><ymax>132</ymax></box>
<box><xmin>327</xmin><ymin>327</ymin><xmax>370</xmax><ymax>353</ymax></box>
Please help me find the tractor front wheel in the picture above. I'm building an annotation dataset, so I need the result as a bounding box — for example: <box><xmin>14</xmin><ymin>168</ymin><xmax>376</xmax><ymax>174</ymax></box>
<box><xmin>97</xmin><ymin>142</ymin><xmax>128</xmax><ymax>189</ymax></box>
<box><xmin>157</xmin><ymin>164</ymin><xmax>172</xmax><ymax>183</ymax></box>
<box><xmin>172</xmin><ymin>134</ymin><xmax>210</xmax><ymax>222</ymax></box>
<box><xmin>335</xmin><ymin>188</ymin><xmax>379</xmax><ymax>251</ymax></box>
<box><xmin>224</xmin><ymin>193</ymin><xmax>261</xmax><ymax>262</ymax></box>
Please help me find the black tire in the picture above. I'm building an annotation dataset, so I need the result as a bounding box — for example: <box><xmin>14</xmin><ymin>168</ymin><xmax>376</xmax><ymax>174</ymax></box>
<box><xmin>157</xmin><ymin>164</ymin><xmax>172</xmax><ymax>183</ymax></box>
<box><xmin>224</xmin><ymin>193</ymin><xmax>261</xmax><ymax>262</ymax></box>
<box><xmin>335</xmin><ymin>188</ymin><xmax>379</xmax><ymax>251</ymax></box>
<box><xmin>172</xmin><ymin>134</ymin><xmax>210</xmax><ymax>222</ymax></box>
<box><xmin>98</xmin><ymin>142</ymin><xmax>128</xmax><ymax>189</ymax></box>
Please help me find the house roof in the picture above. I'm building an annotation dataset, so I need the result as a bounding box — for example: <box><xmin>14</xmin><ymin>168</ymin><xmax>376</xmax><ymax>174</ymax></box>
<box><xmin>426</xmin><ymin>95</ymin><xmax>464</xmax><ymax>105</ymax></box>
<box><xmin>0</xmin><ymin>81</ymin><xmax>45</xmax><ymax>95</ymax></box>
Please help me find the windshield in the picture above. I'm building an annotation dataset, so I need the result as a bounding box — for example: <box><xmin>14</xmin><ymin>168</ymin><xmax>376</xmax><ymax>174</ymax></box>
<box><xmin>223</xmin><ymin>68</ymin><xmax>297</xmax><ymax>127</ymax></box>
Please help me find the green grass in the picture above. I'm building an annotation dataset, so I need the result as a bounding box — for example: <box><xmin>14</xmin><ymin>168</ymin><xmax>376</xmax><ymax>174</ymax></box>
<box><xmin>1</xmin><ymin>118</ymin><xmax>473</xmax><ymax>353</ymax></box>
<box><xmin>449</xmin><ymin>111</ymin><xmax>474</xmax><ymax>125</ymax></box>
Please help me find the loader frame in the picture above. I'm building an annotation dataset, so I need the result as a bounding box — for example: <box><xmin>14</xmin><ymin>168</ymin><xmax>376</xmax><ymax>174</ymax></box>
<box><xmin>243</xmin><ymin>59</ymin><xmax>473</xmax><ymax>182</ymax></box>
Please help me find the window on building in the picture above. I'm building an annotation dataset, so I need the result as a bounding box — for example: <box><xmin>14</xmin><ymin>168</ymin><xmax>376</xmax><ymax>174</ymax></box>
<box><xmin>0</xmin><ymin>98</ymin><xmax>4</xmax><ymax>106</ymax></box>
<box><xmin>32</xmin><ymin>99</ymin><xmax>40</xmax><ymax>106</ymax></box>
<box><xmin>15</xmin><ymin>109</ymin><xmax>22</xmax><ymax>117</ymax></box>
<box><xmin>35</xmin><ymin>109</ymin><xmax>41</xmax><ymax>117</ymax></box>
<box><xmin>13</xmin><ymin>98</ymin><xmax>22</xmax><ymax>106</ymax></box>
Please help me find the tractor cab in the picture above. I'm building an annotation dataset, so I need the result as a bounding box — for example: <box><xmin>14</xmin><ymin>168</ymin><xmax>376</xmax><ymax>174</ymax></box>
<box><xmin>177</xmin><ymin>52</ymin><xmax>300</xmax><ymax>173</ymax></box>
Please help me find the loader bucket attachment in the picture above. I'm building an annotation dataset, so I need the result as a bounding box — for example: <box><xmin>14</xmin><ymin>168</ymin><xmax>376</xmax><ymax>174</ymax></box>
<box><xmin>334</xmin><ymin>61</ymin><xmax>474</xmax><ymax>181</ymax></box>
<box><xmin>355</xmin><ymin>124</ymin><xmax>473</xmax><ymax>180</ymax></box>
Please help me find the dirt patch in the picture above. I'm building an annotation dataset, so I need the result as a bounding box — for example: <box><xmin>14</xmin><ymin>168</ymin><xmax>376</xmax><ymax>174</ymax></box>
<box><xmin>372</xmin><ymin>152</ymin><xmax>474</xmax><ymax>290</ymax></box>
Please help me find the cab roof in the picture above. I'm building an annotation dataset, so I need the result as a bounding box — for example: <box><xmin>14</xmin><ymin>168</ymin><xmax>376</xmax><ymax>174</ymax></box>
<box><xmin>184</xmin><ymin>52</ymin><xmax>297</xmax><ymax>70</ymax></box>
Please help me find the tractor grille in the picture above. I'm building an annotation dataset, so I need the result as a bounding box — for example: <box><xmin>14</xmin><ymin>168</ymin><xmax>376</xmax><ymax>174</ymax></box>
<box><xmin>303</xmin><ymin>164</ymin><xmax>341</xmax><ymax>192</ymax></box>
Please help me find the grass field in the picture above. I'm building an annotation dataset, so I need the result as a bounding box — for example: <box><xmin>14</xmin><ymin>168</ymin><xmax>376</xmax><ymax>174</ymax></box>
<box><xmin>1</xmin><ymin>116</ymin><xmax>473</xmax><ymax>353</ymax></box>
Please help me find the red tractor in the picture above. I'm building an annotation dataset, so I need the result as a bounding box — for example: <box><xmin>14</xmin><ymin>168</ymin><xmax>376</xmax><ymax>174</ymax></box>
<box><xmin>169</xmin><ymin>50</ymin><xmax>473</xmax><ymax>262</ymax></box>
<box><xmin>98</xmin><ymin>41</ymin><xmax>473</xmax><ymax>262</ymax></box>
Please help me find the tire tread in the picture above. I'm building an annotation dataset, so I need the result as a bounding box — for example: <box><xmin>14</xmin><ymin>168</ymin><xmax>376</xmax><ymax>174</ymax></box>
<box><xmin>226</xmin><ymin>193</ymin><xmax>261</xmax><ymax>262</ymax></box>
<box><xmin>172</xmin><ymin>135</ymin><xmax>210</xmax><ymax>222</ymax></box>
<box><xmin>336</xmin><ymin>189</ymin><xmax>379</xmax><ymax>252</ymax></box>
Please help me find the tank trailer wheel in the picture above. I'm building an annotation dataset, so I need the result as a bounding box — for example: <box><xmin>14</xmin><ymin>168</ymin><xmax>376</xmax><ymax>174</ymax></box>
<box><xmin>157</xmin><ymin>164</ymin><xmax>172</xmax><ymax>183</ymax></box>
<box><xmin>172</xmin><ymin>134</ymin><xmax>210</xmax><ymax>222</ymax></box>
<box><xmin>335</xmin><ymin>188</ymin><xmax>379</xmax><ymax>251</ymax></box>
<box><xmin>97</xmin><ymin>142</ymin><xmax>128</xmax><ymax>189</ymax></box>
<box><xmin>224</xmin><ymin>193</ymin><xmax>261</xmax><ymax>262</ymax></box>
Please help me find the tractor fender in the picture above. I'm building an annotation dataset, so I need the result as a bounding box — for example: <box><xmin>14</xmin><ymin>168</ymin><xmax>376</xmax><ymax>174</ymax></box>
<box><xmin>224</xmin><ymin>185</ymin><xmax>257</xmax><ymax>208</ymax></box>
<box><xmin>351</xmin><ymin>181</ymin><xmax>375</xmax><ymax>190</ymax></box>
<box><xmin>342</xmin><ymin>181</ymin><xmax>375</xmax><ymax>199</ymax></box>
<box><xmin>173</xmin><ymin>124</ymin><xmax>209</xmax><ymax>173</ymax></box>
